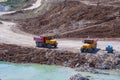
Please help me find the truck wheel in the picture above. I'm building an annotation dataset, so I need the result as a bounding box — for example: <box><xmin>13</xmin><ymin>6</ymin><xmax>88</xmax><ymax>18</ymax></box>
<box><xmin>81</xmin><ymin>48</ymin><xmax>84</xmax><ymax>53</ymax></box>
<box><xmin>54</xmin><ymin>44</ymin><xmax>57</xmax><ymax>48</ymax></box>
<box><xmin>36</xmin><ymin>42</ymin><xmax>39</xmax><ymax>47</ymax></box>
<box><xmin>92</xmin><ymin>48</ymin><xmax>95</xmax><ymax>51</ymax></box>
<box><xmin>43</xmin><ymin>43</ymin><xmax>47</xmax><ymax>47</ymax></box>
<box><xmin>47</xmin><ymin>44</ymin><xmax>52</xmax><ymax>48</ymax></box>
<box><xmin>36</xmin><ymin>42</ymin><xmax>42</xmax><ymax>47</ymax></box>
<box><xmin>107</xmin><ymin>50</ymin><xmax>113</xmax><ymax>53</ymax></box>
<box><xmin>88</xmin><ymin>49</ymin><xmax>93</xmax><ymax>53</ymax></box>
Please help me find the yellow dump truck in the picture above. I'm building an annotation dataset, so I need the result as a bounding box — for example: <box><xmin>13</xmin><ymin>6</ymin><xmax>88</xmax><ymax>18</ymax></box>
<box><xmin>81</xmin><ymin>39</ymin><xmax>97</xmax><ymax>53</ymax></box>
<box><xmin>34</xmin><ymin>36</ymin><xmax>58</xmax><ymax>48</ymax></box>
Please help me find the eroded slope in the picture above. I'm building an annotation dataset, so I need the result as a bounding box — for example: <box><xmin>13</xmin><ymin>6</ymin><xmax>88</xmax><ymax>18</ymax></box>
<box><xmin>19</xmin><ymin>1</ymin><xmax>120</xmax><ymax>38</ymax></box>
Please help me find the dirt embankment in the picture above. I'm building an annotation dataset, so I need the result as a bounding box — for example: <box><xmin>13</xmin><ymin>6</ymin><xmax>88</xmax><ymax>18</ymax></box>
<box><xmin>0</xmin><ymin>44</ymin><xmax>120</xmax><ymax>70</ymax></box>
<box><xmin>19</xmin><ymin>1</ymin><xmax>120</xmax><ymax>38</ymax></box>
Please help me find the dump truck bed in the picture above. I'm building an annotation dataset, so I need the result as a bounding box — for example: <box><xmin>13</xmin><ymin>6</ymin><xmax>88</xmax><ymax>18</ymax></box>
<box><xmin>84</xmin><ymin>38</ymin><xmax>98</xmax><ymax>43</ymax></box>
<box><xmin>33</xmin><ymin>36</ymin><xmax>44</xmax><ymax>43</ymax></box>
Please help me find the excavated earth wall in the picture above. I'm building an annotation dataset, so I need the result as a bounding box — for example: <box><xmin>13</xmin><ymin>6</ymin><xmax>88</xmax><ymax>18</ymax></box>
<box><xmin>19</xmin><ymin>0</ymin><xmax>120</xmax><ymax>38</ymax></box>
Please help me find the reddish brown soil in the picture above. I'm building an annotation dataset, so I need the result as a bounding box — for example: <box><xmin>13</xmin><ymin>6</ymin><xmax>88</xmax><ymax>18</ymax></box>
<box><xmin>110</xmin><ymin>1</ymin><xmax>120</xmax><ymax>7</ymax></box>
<box><xmin>19</xmin><ymin>1</ymin><xmax>120</xmax><ymax>38</ymax></box>
<box><xmin>0</xmin><ymin>44</ymin><xmax>120</xmax><ymax>69</ymax></box>
<box><xmin>61</xmin><ymin>19</ymin><xmax>120</xmax><ymax>38</ymax></box>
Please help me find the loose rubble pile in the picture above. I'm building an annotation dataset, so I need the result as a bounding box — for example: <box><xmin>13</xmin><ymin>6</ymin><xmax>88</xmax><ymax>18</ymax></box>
<box><xmin>69</xmin><ymin>74</ymin><xmax>89</xmax><ymax>80</ymax></box>
<box><xmin>0</xmin><ymin>44</ymin><xmax>119</xmax><ymax>70</ymax></box>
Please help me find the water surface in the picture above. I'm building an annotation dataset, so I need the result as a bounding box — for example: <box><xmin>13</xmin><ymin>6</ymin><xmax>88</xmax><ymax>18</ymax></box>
<box><xmin>0</xmin><ymin>62</ymin><xmax>120</xmax><ymax>80</ymax></box>
<box><xmin>0</xmin><ymin>62</ymin><xmax>77</xmax><ymax>80</ymax></box>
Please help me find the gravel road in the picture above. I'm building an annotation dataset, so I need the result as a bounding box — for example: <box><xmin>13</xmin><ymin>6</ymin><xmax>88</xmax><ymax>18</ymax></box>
<box><xmin>58</xmin><ymin>40</ymin><xmax>120</xmax><ymax>52</ymax></box>
<box><xmin>0</xmin><ymin>21</ymin><xmax>35</xmax><ymax>47</ymax></box>
<box><xmin>0</xmin><ymin>0</ymin><xmax>120</xmax><ymax>53</ymax></box>
<box><xmin>24</xmin><ymin>0</ymin><xmax>42</xmax><ymax>10</ymax></box>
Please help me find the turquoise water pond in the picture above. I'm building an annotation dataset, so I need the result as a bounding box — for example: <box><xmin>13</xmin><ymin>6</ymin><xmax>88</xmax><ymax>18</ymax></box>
<box><xmin>0</xmin><ymin>62</ymin><xmax>120</xmax><ymax>80</ymax></box>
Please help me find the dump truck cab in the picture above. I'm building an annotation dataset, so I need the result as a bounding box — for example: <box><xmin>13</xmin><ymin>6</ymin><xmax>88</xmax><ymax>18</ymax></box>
<box><xmin>34</xmin><ymin>36</ymin><xmax>57</xmax><ymax>48</ymax></box>
<box><xmin>44</xmin><ymin>36</ymin><xmax>57</xmax><ymax>46</ymax></box>
<box><xmin>81</xmin><ymin>39</ymin><xmax>97</xmax><ymax>53</ymax></box>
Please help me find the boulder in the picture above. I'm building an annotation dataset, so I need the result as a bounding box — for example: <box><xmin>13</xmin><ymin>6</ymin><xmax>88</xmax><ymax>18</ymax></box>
<box><xmin>69</xmin><ymin>74</ymin><xmax>89</xmax><ymax>80</ymax></box>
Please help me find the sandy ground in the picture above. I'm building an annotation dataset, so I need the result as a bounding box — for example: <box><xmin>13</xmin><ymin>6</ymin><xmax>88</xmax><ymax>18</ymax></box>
<box><xmin>81</xmin><ymin>0</ymin><xmax>120</xmax><ymax>7</ymax></box>
<box><xmin>24</xmin><ymin>0</ymin><xmax>42</xmax><ymax>10</ymax></box>
<box><xmin>80</xmin><ymin>0</ymin><xmax>96</xmax><ymax>5</ymax></box>
<box><xmin>0</xmin><ymin>21</ymin><xmax>35</xmax><ymax>47</ymax></box>
<box><xmin>58</xmin><ymin>40</ymin><xmax>120</xmax><ymax>52</ymax></box>
<box><xmin>0</xmin><ymin>0</ymin><xmax>120</xmax><ymax>53</ymax></box>
<box><xmin>0</xmin><ymin>0</ymin><xmax>41</xmax><ymax>47</ymax></box>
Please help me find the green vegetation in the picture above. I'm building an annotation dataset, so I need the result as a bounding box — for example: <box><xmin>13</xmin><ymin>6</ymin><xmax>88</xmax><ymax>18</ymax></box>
<box><xmin>0</xmin><ymin>0</ymin><xmax>28</xmax><ymax>5</ymax></box>
<box><xmin>6</xmin><ymin>0</ymin><xmax>28</xmax><ymax>4</ymax></box>
<box><xmin>0</xmin><ymin>0</ymin><xmax>30</xmax><ymax>10</ymax></box>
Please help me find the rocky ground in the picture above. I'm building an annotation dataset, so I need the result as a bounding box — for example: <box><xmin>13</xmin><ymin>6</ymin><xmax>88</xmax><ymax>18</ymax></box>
<box><xmin>69</xmin><ymin>74</ymin><xmax>89</xmax><ymax>80</ymax></box>
<box><xmin>0</xmin><ymin>44</ymin><xmax>119</xmax><ymax>70</ymax></box>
